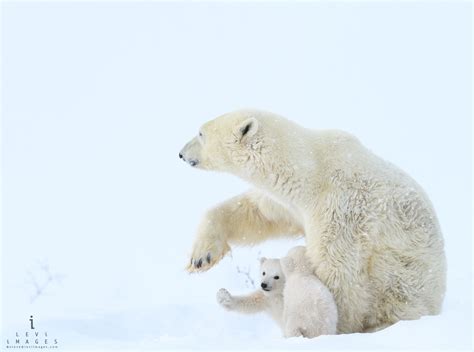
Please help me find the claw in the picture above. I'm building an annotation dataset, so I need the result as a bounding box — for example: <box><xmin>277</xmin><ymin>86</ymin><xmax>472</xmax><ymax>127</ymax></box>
<box><xmin>206</xmin><ymin>253</ymin><xmax>211</xmax><ymax>264</ymax></box>
<box><xmin>196</xmin><ymin>258</ymin><xmax>203</xmax><ymax>268</ymax></box>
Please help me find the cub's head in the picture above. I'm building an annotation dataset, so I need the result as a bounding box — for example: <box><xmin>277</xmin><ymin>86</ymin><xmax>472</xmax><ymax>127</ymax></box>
<box><xmin>179</xmin><ymin>110</ymin><xmax>275</xmax><ymax>175</ymax></box>
<box><xmin>259</xmin><ymin>257</ymin><xmax>285</xmax><ymax>295</ymax></box>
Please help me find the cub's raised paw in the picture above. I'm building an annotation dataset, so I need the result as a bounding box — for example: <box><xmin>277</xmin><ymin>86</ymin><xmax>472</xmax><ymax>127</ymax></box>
<box><xmin>216</xmin><ymin>288</ymin><xmax>233</xmax><ymax>307</ymax></box>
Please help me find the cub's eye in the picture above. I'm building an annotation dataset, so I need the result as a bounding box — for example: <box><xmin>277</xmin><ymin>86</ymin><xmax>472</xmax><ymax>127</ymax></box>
<box><xmin>274</xmin><ymin>276</ymin><xmax>279</xmax><ymax>280</ymax></box>
<box><xmin>262</xmin><ymin>272</ymin><xmax>266</xmax><ymax>276</ymax></box>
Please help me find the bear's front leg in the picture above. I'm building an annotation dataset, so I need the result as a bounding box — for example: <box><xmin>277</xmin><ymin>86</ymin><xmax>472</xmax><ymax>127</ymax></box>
<box><xmin>186</xmin><ymin>206</ymin><xmax>232</xmax><ymax>273</ymax></box>
<box><xmin>186</xmin><ymin>191</ymin><xmax>302</xmax><ymax>273</ymax></box>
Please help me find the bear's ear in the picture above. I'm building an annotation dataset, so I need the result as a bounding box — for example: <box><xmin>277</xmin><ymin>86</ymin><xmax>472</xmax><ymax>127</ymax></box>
<box><xmin>259</xmin><ymin>257</ymin><xmax>267</xmax><ymax>265</ymax></box>
<box><xmin>235</xmin><ymin>117</ymin><xmax>258</xmax><ymax>142</ymax></box>
<box><xmin>280</xmin><ymin>256</ymin><xmax>295</xmax><ymax>275</ymax></box>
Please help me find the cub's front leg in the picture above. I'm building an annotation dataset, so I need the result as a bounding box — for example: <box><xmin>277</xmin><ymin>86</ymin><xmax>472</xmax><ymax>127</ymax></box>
<box><xmin>216</xmin><ymin>288</ymin><xmax>267</xmax><ymax>314</ymax></box>
<box><xmin>187</xmin><ymin>191</ymin><xmax>302</xmax><ymax>273</ymax></box>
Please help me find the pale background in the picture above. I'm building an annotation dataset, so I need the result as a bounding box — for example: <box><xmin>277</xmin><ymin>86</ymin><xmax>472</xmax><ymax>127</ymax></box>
<box><xmin>1</xmin><ymin>1</ymin><xmax>472</xmax><ymax>350</ymax></box>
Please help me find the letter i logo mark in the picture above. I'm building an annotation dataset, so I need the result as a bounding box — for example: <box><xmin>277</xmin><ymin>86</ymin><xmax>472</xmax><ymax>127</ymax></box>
<box><xmin>29</xmin><ymin>315</ymin><xmax>35</xmax><ymax>329</ymax></box>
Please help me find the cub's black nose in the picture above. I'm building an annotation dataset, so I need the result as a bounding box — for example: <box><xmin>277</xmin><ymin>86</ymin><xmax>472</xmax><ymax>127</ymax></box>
<box><xmin>179</xmin><ymin>153</ymin><xmax>183</xmax><ymax>159</ymax></box>
<box><xmin>261</xmin><ymin>283</ymin><xmax>267</xmax><ymax>289</ymax></box>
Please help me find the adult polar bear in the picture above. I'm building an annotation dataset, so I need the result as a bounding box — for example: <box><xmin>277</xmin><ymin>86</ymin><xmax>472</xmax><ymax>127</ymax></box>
<box><xmin>179</xmin><ymin>109</ymin><xmax>446</xmax><ymax>333</ymax></box>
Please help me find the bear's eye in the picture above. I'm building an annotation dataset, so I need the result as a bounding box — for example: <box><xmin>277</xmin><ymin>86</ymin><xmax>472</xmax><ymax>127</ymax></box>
<box><xmin>262</xmin><ymin>272</ymin><xmax>266</xmax><ymax>276</ymax></box>
<box><xmin>274</xmin><ymin>276</ymin><xmax>279</xmax><ymax>280</ymax></box>
<box><xmin>199</xmin><ymin>131</ymin><xmax>203</xmax><ymax>137</ymax></box>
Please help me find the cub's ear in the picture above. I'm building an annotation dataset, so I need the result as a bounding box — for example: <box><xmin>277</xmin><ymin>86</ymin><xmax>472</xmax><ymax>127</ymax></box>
<box><xmin>235</xmin><ymin>117</ymin><xmax>258</xmax><ymax>142</ymax></box>
<box><xmin>280</xmin><ymin>257</ymin><xmax>295</xmax><ymax>275</ymax></box>
<box><xmin>259</xmin><ymin>257</ymin><xmax>267</xmax><ymax>265</ymax></box>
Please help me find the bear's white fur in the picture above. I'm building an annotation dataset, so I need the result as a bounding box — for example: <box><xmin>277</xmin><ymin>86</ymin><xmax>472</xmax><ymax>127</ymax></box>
<box><xmin>180</xmin><ymin>109</ymin><xmax>446</xmax><ymax>333</ymax></box>
<box><xmin>281</xmin><ymin>246</ymin><xmax>338</xmax><ymax>338</ymax></box>
<box><xmin>216</xmin><ymin>258</ymin><xmax>285</xmax><ymax>329</ymax></box>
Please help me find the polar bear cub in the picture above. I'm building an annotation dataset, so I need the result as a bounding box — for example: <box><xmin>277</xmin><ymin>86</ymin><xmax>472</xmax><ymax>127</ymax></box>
<box><xmin>217</xmin><ymin>257</ymin><xmax>285</xmax><ymax>329</ymax></box>
<box><xmin>281</xmin><ymin>246</ymin><xmax>338</xmax><ymax>338</ymax></box>
<box><xmin>217</xmin><ymin>247</ymin><xmax>338</xmax><ymax>338</ymax></box>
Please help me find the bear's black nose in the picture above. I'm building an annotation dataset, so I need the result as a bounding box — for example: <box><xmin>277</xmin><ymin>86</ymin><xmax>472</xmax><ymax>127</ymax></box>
<box><xmin>261</xmin><ymin>283</ymin><xmax>267</xmax><ymax>289</ymax></box>
<box><xmin>179</xmin><ymin>153</ymin><xmax>183</xmax><ymax>159</ymax></box>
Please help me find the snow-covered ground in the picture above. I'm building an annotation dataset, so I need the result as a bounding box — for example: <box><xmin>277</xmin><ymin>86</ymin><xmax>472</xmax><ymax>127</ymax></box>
<box><xmin>4</xmin><ymin>295</ymin><xmax>471</xmax><ymax>351</ymax></box>
<box><xmin>1</xmin><ymin>2</ymin><xmax>472</xmax><ymax>351</ymax></box>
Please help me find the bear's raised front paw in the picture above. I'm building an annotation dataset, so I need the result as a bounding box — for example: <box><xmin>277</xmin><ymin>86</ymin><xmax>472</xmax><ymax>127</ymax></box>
<box><xmin>216</xmin><ymin>288</ymin><xmax>233</xmax><ymax>307</ymax></box>
<box><xmin>186</xmin><ymin>237</ymin><xmax>230</xmax><ymax>273</ymax></box>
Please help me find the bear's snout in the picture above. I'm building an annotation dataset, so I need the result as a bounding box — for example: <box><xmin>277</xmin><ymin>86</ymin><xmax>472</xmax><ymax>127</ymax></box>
<box><xmin>179</xmin><ymin>151</ymin><xmax>199</xmax><ymax>167</ymax></box>
<box><xmin>179</xmin><ymin>140</ymin><xmax>200</xmax><ymax>167</ymax></box>
<box><xmin>179</xmin><ymin>154</ymin><xmax>199</xmax><ymax>167</ymax></box>
<box><xmin>261</xmin><ymin>283</ymin><xmax>269</xmax><ymax>291</ymax></box>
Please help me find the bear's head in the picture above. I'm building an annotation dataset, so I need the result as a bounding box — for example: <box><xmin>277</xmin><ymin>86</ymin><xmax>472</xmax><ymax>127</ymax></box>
<box><xmin>179</xmin><ymin>110</ymin><xmax>285</xmax><ymax>177</ymax></box>
<box><xmin>259</xmin><ymin>257</ymin><xmax>285</xmax><ymax>296</ymax></box>
<box><xmin>280</xmin><ymin>246</ymin><xmax>313</xmax><ymax>277</ymax></box>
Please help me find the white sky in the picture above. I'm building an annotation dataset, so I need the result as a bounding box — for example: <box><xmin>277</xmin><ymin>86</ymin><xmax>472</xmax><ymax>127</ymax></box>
<box><xmin>1</xmin><ymin>2</ymin><xmax>471</xmax><ymax>347</ymax></box>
